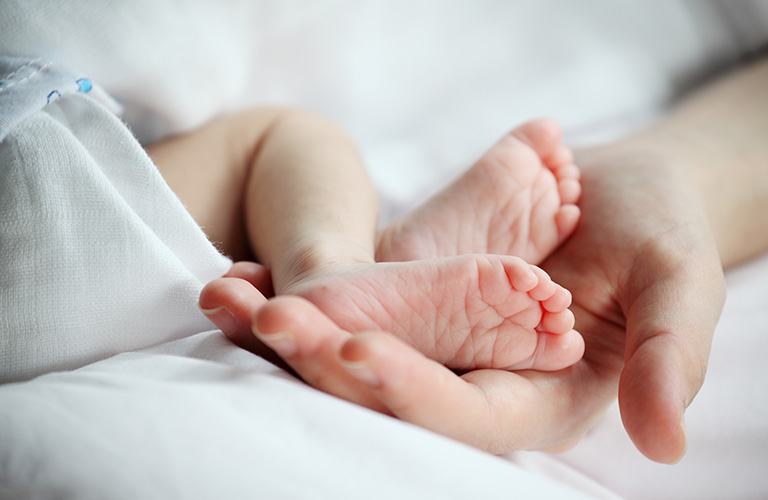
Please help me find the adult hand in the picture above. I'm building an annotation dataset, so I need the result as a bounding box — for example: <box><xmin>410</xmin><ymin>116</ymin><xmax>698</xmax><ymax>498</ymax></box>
<box><xmin>537</xmin><ymin>144</ymin><xmax>725</xmax><ymax>462</ymax></box>
<box><xmin>200</xmin><ymin>146</ymin><xmax>725</xmax><ymax>462</ymax></box>
<box><xmin>201</xmin><ymin>59</ymin><xmax>768</xmax><ymax>463</ymax></box>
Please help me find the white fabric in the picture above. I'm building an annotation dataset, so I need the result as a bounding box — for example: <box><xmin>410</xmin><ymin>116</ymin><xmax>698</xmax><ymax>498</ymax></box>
<box><xmin>0</xmin><ymin>57</ymin><xmax>89</xmax><ymax>142</ymax></box>
<box><xmin>1</xmin><ymin>1</ymin><xmax>767</xmax><ymax>499</ymax></box>
<box><xmin>0</xmin><ymin>331</ymin><xmax>595</xmax><ymax>500</ymax></box>
<box><xmin>0</xmin><ymin>91</ymin><xmax>231</xmax><ymax>382</ymax></box>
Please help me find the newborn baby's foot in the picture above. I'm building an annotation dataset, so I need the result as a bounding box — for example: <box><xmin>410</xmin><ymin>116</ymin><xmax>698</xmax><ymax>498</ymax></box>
<box><xmin>377</xmin><ymin>118</ymin><xmax>580</xmax><ymax>265</ymax></box>
<box><xmin>284</xmin><ymin>254</ymin><xmax>583</xmax><ymax>371</ymax></box>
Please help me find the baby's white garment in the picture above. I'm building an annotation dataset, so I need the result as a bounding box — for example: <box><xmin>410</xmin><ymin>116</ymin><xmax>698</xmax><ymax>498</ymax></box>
<box><xmin>0</xmin><ymin>57</ymin><xmax>231</xmax><ymax>382</ymax></box>
<box><xmin>0</xmin><ymin>57</ymin><xmax>90</xmax><ymax>142</ymax></box>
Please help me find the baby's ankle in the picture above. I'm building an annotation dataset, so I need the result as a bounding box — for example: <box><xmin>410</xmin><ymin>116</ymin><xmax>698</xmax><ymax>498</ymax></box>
<box><xmin>273</xmin><ymin>239</ymin><xmax>375</xmax><ymax>294</ymax></box>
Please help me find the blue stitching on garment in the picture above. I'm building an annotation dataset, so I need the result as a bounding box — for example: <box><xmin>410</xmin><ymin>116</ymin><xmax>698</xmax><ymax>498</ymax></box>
<box><xmin>76</xmin><ymin>78</ymin><xmax>92</xmax><ymax>93</ymax></box>
<box><xmin>0</xmin><ymin>56</ymin><xmax>111</xmax><ymax>143</ymax></box>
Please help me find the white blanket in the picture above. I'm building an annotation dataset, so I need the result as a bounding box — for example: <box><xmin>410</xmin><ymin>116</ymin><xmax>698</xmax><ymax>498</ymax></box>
<box><xmin>1</xmin><ymin>1</ymin><xmax>767</xmax><ymax>498</ymax></box>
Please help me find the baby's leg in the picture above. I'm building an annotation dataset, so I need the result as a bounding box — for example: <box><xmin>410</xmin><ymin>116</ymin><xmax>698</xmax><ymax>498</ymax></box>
<box><xmin>377</xmin><ymin>118</ymin><xmax>581</xmax><ymax>265</ymax></box>
<box><xmin>148</xmin><ymin>108</ymin><xmax>378</xmax><ymax>271</ymax></box>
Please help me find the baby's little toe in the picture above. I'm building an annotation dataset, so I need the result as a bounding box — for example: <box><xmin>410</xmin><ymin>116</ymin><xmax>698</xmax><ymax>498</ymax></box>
<box><xmin>555</xmin><ymin>205</ymin><xmax>581</xmax><ymax>242</ymax></box>
<box><xmin>524</xmin><ymin>329</ymin><xmax>585</xmax><ymax>371</ymax></box>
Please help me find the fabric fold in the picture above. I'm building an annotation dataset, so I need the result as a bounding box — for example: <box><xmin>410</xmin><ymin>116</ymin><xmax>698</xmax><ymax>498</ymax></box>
<box><xmin>0</xmin><ymin>68</ymin><xmax>231</xmax><ymax>383</ymax></box>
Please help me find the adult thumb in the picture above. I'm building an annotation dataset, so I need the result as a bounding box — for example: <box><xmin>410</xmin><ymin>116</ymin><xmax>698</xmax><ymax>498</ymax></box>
<box><xmin>618</xmin><ymin>264</ymin><xmax>724</xmax><ymax>463</ymax></box>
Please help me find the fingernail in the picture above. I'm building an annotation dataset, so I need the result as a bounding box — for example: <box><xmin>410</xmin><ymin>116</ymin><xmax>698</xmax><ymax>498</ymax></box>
<box><xmin>253</xmin><ymin>329</ymin><xmax>297</xmax><ymax>358</ymax></box>
<box><xmin>339</xmin><ymin>358</ymin><xmax>381</xmax><ymax>388</ymax></box>
<box><xmin>671</xmin><ymin>417</ymin><xmax>688</xmax><ymax>464</ymax></box>
<box><xmin>199</xmin><ymin>305</ymin><xmax>238</xmax><ymax>335</ymax></box>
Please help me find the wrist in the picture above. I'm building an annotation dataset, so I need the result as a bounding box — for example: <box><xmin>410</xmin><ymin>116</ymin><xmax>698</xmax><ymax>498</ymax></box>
<box><xmin>574</xmin><ymin>126</ymin><xmax>695</xmax><ymax>182</ymax></box>
<box><xmin>573</xmin><ymin>126</ymin><xmax>754</xmax><ymax>268</ymax></box>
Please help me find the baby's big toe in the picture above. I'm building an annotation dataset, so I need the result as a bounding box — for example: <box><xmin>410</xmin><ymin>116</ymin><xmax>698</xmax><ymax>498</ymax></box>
<box><xmin>512</xmin><ymin>117</ymin><xmax>563</xmax><ymax>160</ymax></box>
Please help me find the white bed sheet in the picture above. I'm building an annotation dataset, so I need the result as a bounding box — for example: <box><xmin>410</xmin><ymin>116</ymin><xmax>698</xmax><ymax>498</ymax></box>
<box><xmin>1</xmin><ymin>1</ymin><xmax>767</xmax><ymax>498</ymax></box>
<box><xmin>0</xmin><ymin>330</ymin><xmax>599</xmax><ymax>500</ymax></box>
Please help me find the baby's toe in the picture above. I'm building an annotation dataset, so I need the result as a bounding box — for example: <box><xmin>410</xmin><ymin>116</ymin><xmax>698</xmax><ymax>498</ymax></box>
<box><xmin>558</xmin><ymin>177</ymin><xmax>582</xmax><ymax>205</ymax></box>
<box><xmin>538</xmin><ymin>308</ymin><xmax>576</xmax><ymax>334</ymax></box>
<box><xmin>555</xmin><ymin>205</ymin><xmax>581</xmax><ymax>242</ymax></box>
<box><xmin>512</xmin><ymin>117</ymin><xmax>563</xmax><ymax>160</ymax></box>
<box><xmin>546</xmin><ymin>144</ymin><xmax>575</xmax><ymax>169</ymax></box>
<box><xmin>522</xmin><ymin>329</ymin><xmax>585</xmax><ymax>371</ymax></box>
<box><xmin>554</xmin><ymin>162</ymin><xmax>581</xmax><ymax>180</ymax></box>
<box><xmin>542</xmin><ymin>284</ymin><xmax>572</xmax><ymax>313</ymax></box>
<box><xmin>527</xmin><ymin>266</ymin><xmax>557</xmax><ymax>301</ymax></box>
<box><xmin>505</xmin><ymin>257</ymin><xmax>538</xmax><ymax>291</ymax></box>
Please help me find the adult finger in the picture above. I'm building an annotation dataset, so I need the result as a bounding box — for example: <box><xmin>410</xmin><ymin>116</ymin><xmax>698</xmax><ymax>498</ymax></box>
<box><xmin>253</xmin><ymin>296</ymin><xmax>386</xmax><ymax>412</ymax></box>
<box><xmin>199</xmin><ymin>261</ymin><xmax>273</xmax><ymax>350</ymax></box>
<box><xmin>339</xmin><ymin>330</ymin><xmax>604</xmax><ymax>453</ymax></box>
<box><xmin>255</xmin><ymin>297</ymin><xmax>584</xmax><ymax>451</ymax></box>
<box><xmin>224</xmin><ymin>261</ymin><xmax>274</xmax><ymax>298</ymax></box>
<box><xmin>619</xmin><ymin>244</ymin><xmax>725</xmax><ymax>463</ymax></box>
<box><xmin>198</xmin><ymin>275</ymin><xmax>281</xmax><ymax>366</ymax></box>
